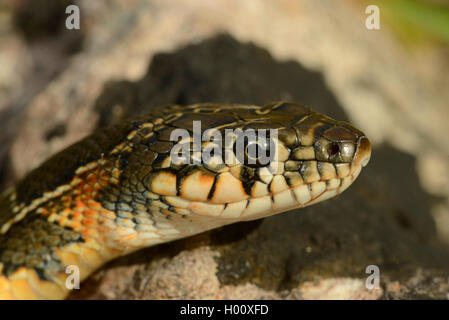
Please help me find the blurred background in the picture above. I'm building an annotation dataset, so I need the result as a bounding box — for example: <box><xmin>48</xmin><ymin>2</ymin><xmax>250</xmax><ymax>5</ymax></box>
<box><xmin>0</xmin><ymin>0</ymin><xmax>448</xmax><ymax>299</ymax></box>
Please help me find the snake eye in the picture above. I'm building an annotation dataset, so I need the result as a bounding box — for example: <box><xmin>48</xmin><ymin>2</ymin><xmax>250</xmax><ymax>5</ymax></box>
<box><xmin>234</xmin><ymin>132</ymin><xmax>274</xmax><ymax>168</ymax></box>
<box><xmin>245</xmin><ymin>140</ymin><xmax>267</xmax><ymax>166</ymax></box>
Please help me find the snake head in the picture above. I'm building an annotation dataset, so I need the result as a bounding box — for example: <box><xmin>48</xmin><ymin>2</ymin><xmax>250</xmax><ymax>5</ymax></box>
<box><xmin>143</xmin><ymin>102</ymin><xmax>372</xmax><ymax>223</ymax></box>
<box><xmin>220</xmin><ymin>102</ymin><xmax>372</xmax><ymax>220</ymax></box>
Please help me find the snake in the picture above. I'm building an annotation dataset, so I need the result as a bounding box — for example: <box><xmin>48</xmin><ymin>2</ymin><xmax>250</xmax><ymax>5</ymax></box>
<box><xmin>0</xmin><ymin>102</ymin><xmax>371</xmax><ymax>299</ymax></box>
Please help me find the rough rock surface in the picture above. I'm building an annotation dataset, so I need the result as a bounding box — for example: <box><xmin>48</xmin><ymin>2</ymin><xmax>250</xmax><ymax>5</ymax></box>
<box><xmin>1</xmin><ymin>0</ymin><xmax>449</xmax><ymax>299</ymax></box>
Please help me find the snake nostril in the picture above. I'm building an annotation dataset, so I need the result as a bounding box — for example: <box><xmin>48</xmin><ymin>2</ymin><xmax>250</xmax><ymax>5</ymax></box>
<box><xmin>327</xmin><ymin>142</ymin><xmax>340</xmax><ymax>158</ymax></box>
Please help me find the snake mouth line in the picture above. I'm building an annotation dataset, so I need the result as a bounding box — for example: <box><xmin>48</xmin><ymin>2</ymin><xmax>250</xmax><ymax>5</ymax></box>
<box><xmin>236</xmin><ymin>168</ymin><xmax>362</xmax><ymax>222</ymax></box>
<box><xmin>184</xmin><ymin>161</ymin><xmax>363</xmax><ymax>221</ymax></box>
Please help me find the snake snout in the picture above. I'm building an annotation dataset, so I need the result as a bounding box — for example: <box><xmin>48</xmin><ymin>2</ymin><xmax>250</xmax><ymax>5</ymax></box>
<box><xmin>354</xmin><ymin>136</ymin><xmax>371</xmax><ymax>168</ymax></box>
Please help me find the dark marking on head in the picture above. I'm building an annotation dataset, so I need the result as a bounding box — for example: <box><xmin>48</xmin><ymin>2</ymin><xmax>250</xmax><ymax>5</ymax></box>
<box><xmin>207</xmin><ymin>174</ymin><xmax>220</xmax><ymax>200</ymax></box>
<box><xmin>176</xmin><ymin>165</ymin><xmax>199</xmax><ymax>197</ymax></box>
<box><xmin>240</xmin><ymin>166</ymin><xmax>256</xmax><ymax>196</ymax></box>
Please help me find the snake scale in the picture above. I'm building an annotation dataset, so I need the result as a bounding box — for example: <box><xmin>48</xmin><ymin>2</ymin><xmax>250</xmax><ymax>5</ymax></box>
<box><xmin>0</xmin><ymin>102</ymin><xmax>371</xmax><ymax>299</ymax></box>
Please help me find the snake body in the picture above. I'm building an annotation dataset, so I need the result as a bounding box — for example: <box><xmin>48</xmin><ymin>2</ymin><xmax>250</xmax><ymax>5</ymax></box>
<box><xmin>0</xmin><ymin>102</ymin><xmax>371</xmax><ymax>299</ymax></box>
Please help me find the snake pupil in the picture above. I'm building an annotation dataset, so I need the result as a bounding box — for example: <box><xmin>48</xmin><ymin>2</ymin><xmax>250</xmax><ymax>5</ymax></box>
<box><xmin>233</xmin><ymin>134</ymin><xmax>272</xmax><ymax>168</ymax></box>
